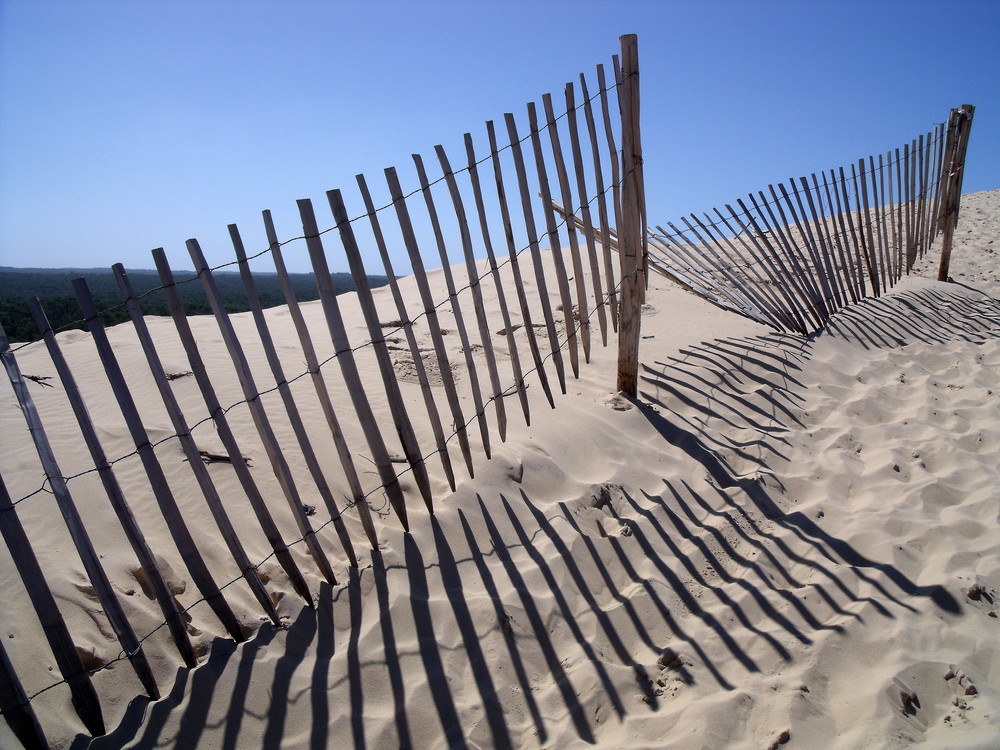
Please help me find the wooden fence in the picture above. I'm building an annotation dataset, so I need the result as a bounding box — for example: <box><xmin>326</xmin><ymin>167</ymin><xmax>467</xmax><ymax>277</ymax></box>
<box><xmin>633</xmin><ymin>104</ymin><xmax>975</xmax><ymax>334</ymax></box>
<box><xmin>0</xmin><ymin>31</ymin><xmax>977</xmax><ymax>746</ymax></box>
<box><xmin>0</xmin><ymin>36</ymin><xmax>642</xmax><ymax>748</ymax></box>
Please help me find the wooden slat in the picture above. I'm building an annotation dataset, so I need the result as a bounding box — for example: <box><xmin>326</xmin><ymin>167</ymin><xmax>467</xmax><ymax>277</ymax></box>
<box><xmin>794</xmin><ymin>176</ymin><xmax>847</xmax><ymax>310</ymax></box>
<box><xmin>777</xmin><ymin>181</ymin><xmax>839</xmax><ymax>309</ymax></box>
<box><xmin>0</xmin><ymin>322</ymin><xmax>159</xmax><ymax>700</ymax></box>
<box><xmin>504</xmin><ymin>111</ymin><xmax>568</xmax><ymax>393</ymax></box>
<box><xmin>681</xmin><ymin>214</ymin><xmax>788</xmax><ymax>330</ymax></box>
<box><xmin>909</xmin><ymin>139</ymin><xmax>920</xmax><ymax>268</ymax></box>
<box><xmin>747</xmin><ymin>191</ymin><xmax>817</xmax><ymax>324</ymax></box>
<box><xmin>485</xmin><ymin>119</ymin><xmax>554</xmax><ymax>411</ymax></box>
<box><xmin>863</xmin><ymin>157</ymin><xmax>888</xmax><ymax>293</ymax></box>
<box><xmin>875</xmin><ymin>155</ymin><xmax>895</xmax><ymax>285</ymax></box>
<box><xmin>766</xmin><ymin>183</ymin><xmax>834</xmax><ymax>320</ymax></box>
<box><xmin>678</xmin><ymin>216</ymin><xmax>788</xmax><ymax>329</ymax></box>
<box><xmin>434</xmin><ymin>145</ymin><xmax>508</xmax><ymax>441</ymax></box>
<box><xmin>875</xmin><ymin>155</ymin><xmax>893</xmax><ymax>287</ymax></box>
<box><xmin>752</xmin><ymin>189</ymin><xmax>829</xmax><ymax>325</ymax></box>
<box><xmin>918</xmin><ymin>131</ymin><xmax>933</xmax><ymax>256</ymax></box>
<box><xmin>463</xmin><ymin>131</ymin><xmax>531</xmax><ymax>427</ymax></box>
<box><xmin>596</xmin><ymin>62</ymin><xmax>624</xmax><ymax>326</ymax></box>
<box><xmin>324</xmin><ymin>192</ymin><xmax>436</xmax><ymax>511</ymax></box>
<box><xmin>754</xmin><ymin>187</ymin><xmax>826</xmax><ymax>322</ymax></box>
<box><xmin>263</xmin><ymin>211</ymin><xmax>380</xmax><ymax>546</ymax></box>
<box><xmin>810</xmin><ymin>172</ymin><xmax>854</xmax><ymax>304</ymax></box>
<box><xmin>886</xmin><ymin>152</ymin><xmax>900</xmax><ymax>283</ymax></box>
<box><xmin>915</xmin><ymin>132</ymin><xmax>931</xmax><ymax>260</ymax></box>
<box><xmin>645</xmin><ymin>233</ymin><xmax>762</xmax><ymax>322</ymax></box>
<box><xmin>897</xmin><ymin>147</ymin><xmax>909</xmax><ymax>275</ymax></box>
<box><xmin>718</xmin><ymin>205</ymin><xmax>812</xmax><ymax>332</ymax></box>
<box><xmin>383</xmin><ymin>167</ymin><xmax>477</xmax><ymax>478</ymax></box>
<box><xmin>228</xmin><ymin>227</ymin><xmax>363</xmax><ymax>561</ymax></box>
<box><xmin>185</xmin><ymin>240</ymin><xmax>338</xmax><ymax>582</ymax></box>
<box><xmin>903</xmin><ymin>142</ymin><xmax>916</xmax><ymax>270</ymax></box>
<box><xmin>733</xmin><ymin>198</ymin><xmax>824</xmax><ymax>329</ymax></box>
<box><xmin>73</xmin><ymin>277</ymin><xmax>248</xmax><ymax>639</ymax></box>
<box><xmin>565</xmin><ymin>81</ymin><xmax>609</xmax><ymax>346</ymax></box>
<box><xmin>937</xmin><ymin>124</ymin><xmax>958</xmax><ymax>279</ymax></box>
<box><xmin>858</xmin><ymin>160</ymin><xmax>886</xmax><ymax>294</ymax></box>
<box><xmin>709</xmin><ymin>207</ymin><xmax>808</xmax><ymax>333</ymax></box>
<box><xmin>830</xmin><ymin>167</ymin><xmax>867</xmax><ymax>299</ymax></box>
<box><xmin>541</xmin><ymin>91</ymin><xmax>591</xmax><ymax>365</ymax></box>
<box><xmin>0</xmin><ymin>470</ymin><xmax>105</xmax><ymax>737</ymax></box>
<box><xmin>899</xmin><ymin>150</ymin><xmax>909</xmax><ymax>274</ymax></box>
<box><xmin>812</xmin><ymin>172</ymin><xmax>859</xmax><ymax>303</ymax></box>
<box><xmin>597</xmin><ymin>63</ymin><xmax>624</xmax><ymax>257</ymax></box>
<box><xmin>150</xmin><ymin>248</ymin><xmax>314</xmax><ymax>605</ymax></box>
<box><xmin>916</xmin><ymin>136</ymin><xmax>926</xmax><ymax>260</ymax></box>
<box><xmin>579</xmin><ymin>72</ymin><xmax>619</xmax><ymax>331</ymax></box>
<box><xmin>655</xmin><ymin>222</ymin><xmax>768</xmax><ymax>322</ymax></box>
<box><xmin>528</xmin><ymin>102</ymin><xmax>580</xmax><ymax>382</ymax></box>
<box><xmin>351</xmin><ymin>178</ymin><xmax>459</xmax><ymax>487</ymax></box>
<box><xmin>911</xmin><ymin>138</ymin><xmax>921</xmax><ymax>261</ymax></box>
<box><xmin>0</xmin><ymin>607</ymin><xmax>48</xmax><ymax>750</ymax></box>
<box><xmin>871</xmin><ymin>155</ymin><xmax>891</xmax><ymax>285</ymax></box>
<box><xmin>927</xmin><ymin>123</ymin><xmax>946</xmax><ymax>250</ymax></box>
<box><xmin>854</xmin><ymin>160</ymin><xmax>878</xmax><ymax>294</ymax></box>
<box><xmin>650</xmin><ymin>227</ymin><xmax>769</xmax><ymax>318</ymax></box>
<box><xmin>412</xmin><ymin>154</ymin><xmax>493</xmax><ymax>457</ymax></box>
<box><xmin>296</xmin><ymin>198</ymin><xmax>414</xmax><ymax>520</ymax></box>
<box><xmin>937</xmin><ymin>113</ymin><xmax>960</xmax><ymax>236</ymax></box>
<box><xmin>697</xmin><ymin>209</ymin><xmax>797</xmax><ymax>328</ymax></box>
<box><xmin>847</xmin><ymin>163</ymin><xmax>878</xmax><ymax>295</ymax></box>
<box><xmin>29</xmin><ymin>296</ymin><xmax>200</xmax><ymax>663</ymax></box>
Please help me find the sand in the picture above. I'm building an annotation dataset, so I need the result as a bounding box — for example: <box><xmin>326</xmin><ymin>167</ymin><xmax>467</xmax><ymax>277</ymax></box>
<box><xmin>1</xmin><ymin>190</ymin><xmax>998</xmax><ymax>749</ymax></box>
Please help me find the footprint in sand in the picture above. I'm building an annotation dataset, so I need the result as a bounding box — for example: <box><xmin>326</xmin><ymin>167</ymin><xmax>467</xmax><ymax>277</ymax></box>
<box><xmin>885</xmin><ymin>661</ymin><xmax>999</xmax><ymax>741</ymax></box>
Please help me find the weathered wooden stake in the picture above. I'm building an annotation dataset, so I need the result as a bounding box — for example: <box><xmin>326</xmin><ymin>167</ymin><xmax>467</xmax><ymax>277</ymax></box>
<box><xmin>0</xmin><ymin>469</ymin><xmax>104</xmax><ymax>738</ymax></box>
<box><xmin>0</xmin><ymin>631</ymin><xmax>47</xmax><ymax>749</ymax></box>
<box><xmin>616</xmin><ymin>33</ymin><xmax>645</xmax><ymax>397</ymax></box>
<box><xmin>937</xmin><ymin>104</ymin><xmax>975</xmax><ymax>281</ymax></box>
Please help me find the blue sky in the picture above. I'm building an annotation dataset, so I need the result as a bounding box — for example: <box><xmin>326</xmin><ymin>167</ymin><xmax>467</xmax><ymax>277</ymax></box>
<box><xmin>1</xmin><ymin>0</ymin><xmax>996</xmax><ymax>274</ymax></box>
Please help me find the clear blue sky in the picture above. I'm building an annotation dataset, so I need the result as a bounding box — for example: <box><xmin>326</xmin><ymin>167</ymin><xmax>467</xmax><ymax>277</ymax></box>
<box><xmin>1</xmin><ymin>0</ymin><xmax>996</xmax><ymax>274</ymax></box>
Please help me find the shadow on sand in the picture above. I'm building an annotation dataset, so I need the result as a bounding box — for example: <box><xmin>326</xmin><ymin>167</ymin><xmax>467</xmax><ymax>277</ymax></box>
<box><xmin>75</xmin><ymin>287</ymin><xmax>974</xmax><ymax>749</ymax></box>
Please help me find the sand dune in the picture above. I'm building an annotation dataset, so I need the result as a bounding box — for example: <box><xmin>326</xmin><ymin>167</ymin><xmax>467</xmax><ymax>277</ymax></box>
<box><xmin>1</xmin><ymin>191</ymin><xmax>998</xmax><ymax>749</ymax></box>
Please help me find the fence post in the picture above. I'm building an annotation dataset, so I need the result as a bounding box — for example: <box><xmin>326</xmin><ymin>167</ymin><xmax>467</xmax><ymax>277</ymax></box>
<box><xmin>937</xmin><ymin>104</ymin><xmax>975</xmax><ymax>281</ymax></box>
<box><xmin>616</xmin><ymin>33</ymin><xmax>646</xmax><ymax>396</ymax></box>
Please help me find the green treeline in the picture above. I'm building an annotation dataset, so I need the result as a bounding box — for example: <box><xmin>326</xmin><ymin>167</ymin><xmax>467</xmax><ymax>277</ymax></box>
<box><xmin>0</xmin><ymin>266</ymin><xmax>388</xmax><ymax>344</ymax></box>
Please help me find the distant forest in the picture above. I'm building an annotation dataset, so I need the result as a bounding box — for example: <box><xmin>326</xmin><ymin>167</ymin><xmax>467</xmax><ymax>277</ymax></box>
<box><xmin>0</xmin><ymin>266</ymin><xmax>388</xmax><ymax>344</ymax></box>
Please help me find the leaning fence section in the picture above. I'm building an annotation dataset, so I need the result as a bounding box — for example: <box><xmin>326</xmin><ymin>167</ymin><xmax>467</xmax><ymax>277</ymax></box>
<box><xmin>644</xmin><ymin>104</ymin><xmax>975</xmax><ymax>334</ymax></box>
<box><xmin>0</xmin><ymin>38</ymin><xmax>640</xmax><ymax>747</ymax></box>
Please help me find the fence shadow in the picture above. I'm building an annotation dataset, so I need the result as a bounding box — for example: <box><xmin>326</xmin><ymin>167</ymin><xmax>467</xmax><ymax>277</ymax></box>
<box><xmin>56</xmin><ymin>275</ymin><xmax>992</xmax><ymax>749</ymax></box>
<box><xmin>817</xmin><ymin>283</ymin><xmax>1000</xmax><ymax>350</ymax></box>
<box><xmin>75</xmin><ymin>451</ymin><xmax>959</xmax><ymax>749</ymax></box>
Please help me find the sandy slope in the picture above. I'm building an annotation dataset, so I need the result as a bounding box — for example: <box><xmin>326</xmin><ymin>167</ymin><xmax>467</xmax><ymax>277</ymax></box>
<box><xmin>1</xmin><ymin>191</ymin><xmax>998</xmax><ymax>749</ymax></box>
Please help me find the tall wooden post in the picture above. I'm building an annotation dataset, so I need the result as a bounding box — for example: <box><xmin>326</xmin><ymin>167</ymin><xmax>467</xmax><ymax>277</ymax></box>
<box><xmin>616</xmin><ymin>33</ymin><xmax>646</xmax><ymax>396</ymax></box>
<box><xmin>937</xmin><ymin>104</ymin><xmax>975</xmax><ymax>281</ymax></box>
